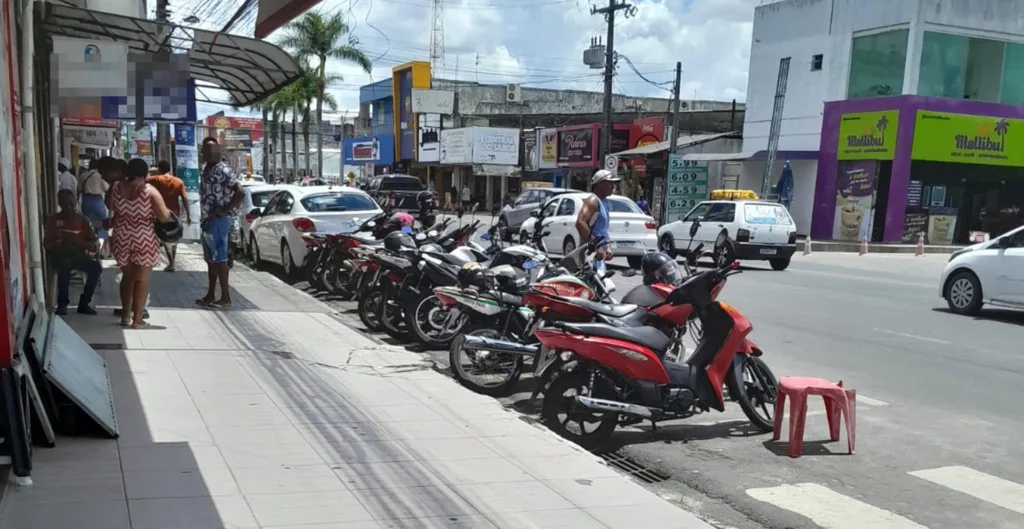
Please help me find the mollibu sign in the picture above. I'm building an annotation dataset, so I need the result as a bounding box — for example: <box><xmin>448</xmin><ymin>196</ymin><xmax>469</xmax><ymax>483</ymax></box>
<box><xmin>557</xmin><ymin>125</ymin><xmax>596</xmax><ymax>167</ymax></box>
<box><xmin>954</xmin><ymin>119</ymin><xmax>1009</xmax><ymax>155</ymax></box>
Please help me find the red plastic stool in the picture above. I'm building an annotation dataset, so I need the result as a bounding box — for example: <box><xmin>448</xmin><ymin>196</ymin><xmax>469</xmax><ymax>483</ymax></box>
<box><xmin>772</xmin><ymin>377</ymin><xmax>856</xmax><ymax>458</ymax></box>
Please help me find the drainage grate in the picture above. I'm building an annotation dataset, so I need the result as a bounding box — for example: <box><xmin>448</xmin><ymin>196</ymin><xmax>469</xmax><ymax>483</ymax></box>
<box><xmin>598</xmin><ymin>450</ymin><xmax>670</xmax><ymax>484</ymax></box>
<box><xmin>89</xmin><ymin>343</ymin><xmax>125</xmax><ymax>350</ymax></box>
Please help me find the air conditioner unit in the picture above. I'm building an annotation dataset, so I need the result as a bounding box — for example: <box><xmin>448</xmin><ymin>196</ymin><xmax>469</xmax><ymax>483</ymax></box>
<box><xmin>506</xmin><ymin>83</ymin><xmax>522</xmax><ymax>103</ymax></box>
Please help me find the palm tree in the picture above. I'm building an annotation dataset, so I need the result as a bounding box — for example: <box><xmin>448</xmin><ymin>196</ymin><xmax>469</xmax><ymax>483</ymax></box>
<box><xmin>876</xmin><ymin>115</ymin><xmax>889</xmax><ymax>143</ymax></box>
<box><xmin>248</xmin><ymin>99</ymin><xmax>275</xmax><ymax>179</ymax></box>
<box><xmin>280</xmin><ymin>12</ymin><xmax>371</xmax><ymax>178</ymax></box>
<box><xmin>995</xmin><ymin>118</ymin><xmax>1009</xmax><ymax>148</ymax></box>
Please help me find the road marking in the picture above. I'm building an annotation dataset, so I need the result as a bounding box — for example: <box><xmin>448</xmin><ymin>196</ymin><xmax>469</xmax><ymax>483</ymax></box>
<box><xmin>873</xmin><ymin>328</ymin><xmax>952</xmax><ymax>345</ymax></box>
<box><xmin>858</xmin><ymin>395</ymin><xmax>890</xmax><ymax>407</ymax></box>
<box><xmin>909</xmin><ymin>466</ymin><xmax>1024</xmax><ymax>515</ymax></box>
<box><xmin>746</xmin><ymin>483</ymin><xmax>927</xmax><ymax>529</ymax></box>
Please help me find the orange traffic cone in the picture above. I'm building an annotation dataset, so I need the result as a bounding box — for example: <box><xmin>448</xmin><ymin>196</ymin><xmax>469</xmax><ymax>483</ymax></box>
<box><xmin>803</xmin><ymin>235</ymin><xmax>812</xmax><ymax>256</ymax></box>
<box><xmin>915</xmin><ymin>233</ymin><xmax>925</xmax><ymax>256</ymax></box>
<box><xmin>859</xmin><ymin>237</ymin><xmax>868</xmax><ymax>255</ymax></box>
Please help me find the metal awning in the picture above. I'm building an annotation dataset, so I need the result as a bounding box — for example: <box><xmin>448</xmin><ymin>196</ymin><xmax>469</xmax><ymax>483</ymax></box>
<box><xmin>613</xmin><ymin>131</ymin><xmax>738</xmax><ymax>157</ymax></box>
<box><xmin>38</xmin><ymin>3</ymin><xmax>301</xmax><ymax>107</ymax></box>
<box><xmin>681</xmin><ymin>152</ymin><xmax>755</xmax><ymax>161</ymax></box>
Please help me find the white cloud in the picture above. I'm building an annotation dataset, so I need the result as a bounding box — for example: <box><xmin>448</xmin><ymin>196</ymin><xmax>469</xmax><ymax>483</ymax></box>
<box><xmin>201</xmin><ymin>0</ymin><xmax>760</xmax><ymax>117</ymax></box>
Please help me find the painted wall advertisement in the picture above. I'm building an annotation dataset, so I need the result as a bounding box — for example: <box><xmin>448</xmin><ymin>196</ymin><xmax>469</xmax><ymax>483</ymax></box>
<box><xmin>471</xmin><ymin>127</ymin><xmax>519</xmax><ymax>166</ymax></box>
<box><xmin>538</xmin><ymin>128</ymin><xmax>557</xmax><ymax>169</ymax></box>
<box><xmin>557</xmin><ymin>124</ymin><xmax>598</xmax><ymax>167</ymax></box>
<box><xmin>630</xmin><ymin>116</ymin><xmax>664</xmax><ymax>149</ymax></box>
<box><xmin>440</xmin><ymin>128</ymin><xmax>472</xmax><ymax>164</ymax></box>
<box><xmin>522</xmin><ymin>130</ymin><xmax>538</xmax><ymax>172</ymax></box>
<box><xmin>664</xmin><ymin>155</ymin><xmax>708</xmax><ymax>223</ymax></box>
<box><xmin>911</xmin><ymin>110</ymin><xmax>1021</xmax><ymax>167</ymax></box>
<box><xmin>837</xmin><ymin>110</ymin><xmax>898</xmax><ymax>160</ymax></box>
<box><xmin>832</xmin><ymin>161</ymin><xmax>878</xmax><ymax>241</ymax></box>
<box><xmin>417</xmin><ymin>113</ymin><xmax>441</xmax><ymax>163</ymax></box>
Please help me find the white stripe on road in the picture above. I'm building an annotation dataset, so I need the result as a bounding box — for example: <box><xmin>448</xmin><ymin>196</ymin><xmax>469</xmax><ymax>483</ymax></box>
<box><xmin>746</xmin><ymin>483</ymin><xmax>927</xmax><ymax>529</ymax></box>
<box><xmin>873</xmin><ymin>328</ymin><xmax>952</xmax><ymax>345</ymax></box>
<box><xmin>857</xmin><ymin>395</ymin><xmax>890</xmax><ymax>407</ymax></box>
<box><xmin>909</xmin><ymin>466</ymin><xmax>1024</xmax><ymax>515</ymax></box>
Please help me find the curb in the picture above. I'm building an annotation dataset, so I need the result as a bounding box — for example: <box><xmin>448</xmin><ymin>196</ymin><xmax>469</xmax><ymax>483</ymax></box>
<box><xmin>797</xmin><ymin>241</ymin><xmax>958</xmax><ymax>255</ymax></box>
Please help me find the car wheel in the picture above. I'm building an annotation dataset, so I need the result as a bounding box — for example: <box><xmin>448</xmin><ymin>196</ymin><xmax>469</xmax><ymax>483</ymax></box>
<box><xmin>945</xmin><ymin>270</ymin><xmax>983</xmax><ymax>315</ymax></box>
<box><xmin>659</xmin><ymin>234</ymin><xmax>676</xmax><ymax>258</ymax></box>
<box><xmin>281</xmin><ymin>240</ymin><xmax>297</xmax><ymax>280</ymax></box>
<box><xmin>627</xmin><ymin>256</ymin><xmax>642</xmax><ymax>269</ymax></box>
<box><xmin>769</xmin><ymin>258</ymin><xmax>790</xmax><ymax>271</ymax></box>
<box><xmin>714</xmin><ymin>238</ymin><xmax>734</xmax><ymax>268</ymax></box>
<box><xmin>563</xmin><ymin>237</ymin><xmax>576</xmax><ymax>256</ymax></box>
<box><xmin>250</xmin><ymin>234</ymin><xmax>261</xmax><ymax>265</ymax></box>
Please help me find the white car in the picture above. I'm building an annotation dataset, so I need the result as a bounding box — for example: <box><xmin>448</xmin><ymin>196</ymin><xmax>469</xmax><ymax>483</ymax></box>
<box><xmin>518</xmin><ymin>193</ymin><xmax>657</xmax><ymax>268</ymax></box>
<box><xmin>238</xmin><ymin>184</ymin><xmax>281</xmax><ymax>256</ymax></box>
<box><xmin>939</xmin><ymin>225</ymin><xmax>1024</xmax><ymax>315</ymax></box>
<box><xmin>657</xmin><ymin>200</ymin><xmax>798</xmax><ymax>270</ymax></box>
<box><xmin>248</xmin><ymin>185</ymin><xmax>384</xmax><ymax>277</ymax></box>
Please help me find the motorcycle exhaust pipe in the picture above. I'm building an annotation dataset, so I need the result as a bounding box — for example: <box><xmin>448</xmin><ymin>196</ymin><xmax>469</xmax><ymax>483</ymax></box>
<box><xmin>460</xmin><ymin>335</ymin><xmax>539</xmax><ymax>357</ymax></box>
<box><xmin>575</xmin><ymin>396</ymin><xmax>655</xmax><ymax>418</ymax></box>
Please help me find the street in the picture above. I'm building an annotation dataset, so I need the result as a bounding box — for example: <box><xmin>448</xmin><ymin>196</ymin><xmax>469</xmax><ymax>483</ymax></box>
<box><xmin>279</xmin><ymin>246</ymin><xmax>1024</xmax><ymax>529</ymax></box>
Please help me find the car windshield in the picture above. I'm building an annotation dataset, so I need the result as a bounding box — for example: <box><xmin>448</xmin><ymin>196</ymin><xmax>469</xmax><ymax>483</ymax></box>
<box><xmin>606</xmin><ymin>197</ymin><xmax>642</xmax><ymax>214</ymax></box>
<box><xmin>743</xmin><ymin>203</ymin><xmax>794</xmax><ymax>225</ymax></box>
<box><xmin>251</xmin><ymin>191</ymin><xmax>276</xmax><ymax>208</ymax></box>
<box><xmin>377</xmin><ymin>177</ymin><xmax>424</xmax><ymax>191</ymax></box>
<box><xmin>301</xmin><ymin>193</ymin><xmax>378</xmax><ymax>212</ymax></box>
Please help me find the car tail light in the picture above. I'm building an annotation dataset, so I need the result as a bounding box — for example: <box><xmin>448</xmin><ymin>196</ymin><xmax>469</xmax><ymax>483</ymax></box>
<box><xmin>292</xmin><ymin>217</ymin><xmax>316</xmax><ymax>233</ymax></box>
<box><xmin>245</xmin><ymin>212</ymin><xmax>258</xmax><ymax>223</ymax></box>
<box><xmin>736</xmin><ymin>228</ymin><xmax>751</xmax><ymax>242</ymax></box>
<box><xmin>645</xmin><ymin>221</ymin><xmax>657</xmax><ymax>230</ymax></box>
<box><xmin>788</xmin><ymin>231</ymin><xmax>797</xmax><ymax>244</ymax></box>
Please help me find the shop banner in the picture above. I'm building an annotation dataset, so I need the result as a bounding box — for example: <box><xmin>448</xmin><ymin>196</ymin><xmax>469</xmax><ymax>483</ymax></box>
<box><xmin>440</xmin><ymin>128</ymin><xmax>472</xmax><ymax>164</ymax></box>
<box><xmin>223</xmin><ymin>130</ymin><xmax>252</xmax><ymax>150</ymax></box>
<box><xmin>523</xmin><ymin>130</ymin><xmax>538</xmax><ymax>172</ymax></box>
<box><xmin>538</xmin><ymin>128</ymin><xmax>557</xmax><ymax>169</ymax></box>
<box><xmin>902</xmin><ymin>207</ymin><xmax>929</xmax><ymax>243</ymax></box>
<box><xmin>207</xmin><ymin>116</ymin><xmax>265</xmax><ymax>142</ymax></box>
<box><xmin>630</xmin><ymin>116</ymin><xmax>664</xmax><ymax>149</ymax></box>
<box><xmin>471</xmin><ymin>127</ymin><xmax>519</xmax><ymax>166</ymax></box>
<box><xmin>609</xmin><ymin>124</ymin><xmax>631</xmax><ymax>154</ymax></box>
<box><xmin>911</xmin><ymin>111</ymin><xmax>1022</xmax><ymax>167</ymax></box>
<box><xmin>174</xmin><ymin>124</ymin><xmax>200</xmax><ymax>191</ymax></box>
<box><xmin>927</xmin><ymin>207</ymin><xmax>958</xmax><ymax>245</ymax></box>
<box><xmin>664</xmin><ymin>155</ymin><xmax>708</xmax><ymax>223</ymax></box>
<box><xmin>832</xmin><ymin>161</ymin><xmax>877</xmax><ymax>241</ymax></box>
<box><xmin>557</xmin><ymin>124</ymin><xmax>598</xmax><ymax>167</ymax></box>
<box><xmin>837</xmin><ymin>110</ymin><xmax>898</xmax><ymax>160</ymax></box>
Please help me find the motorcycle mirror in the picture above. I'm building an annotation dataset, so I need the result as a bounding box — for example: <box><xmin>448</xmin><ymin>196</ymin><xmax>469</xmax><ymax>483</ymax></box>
<box><xmin>415</xmin><ymin>233</ymin><xmax>427</xmax><ymax>241</ymax></box>
<box><xmin>366</xmin><ymin>221</ymin><xmax>376</xmax><ymax>229</ymax></box>
<box><xmin>689</xmin><ymin>221</ymin><xmax>700</xmax><ymax>238</ymax></box>
<box><xmin>428</xmin><ymin>230</ymin><xmax>439</xmax><ymax>238</ymax></box>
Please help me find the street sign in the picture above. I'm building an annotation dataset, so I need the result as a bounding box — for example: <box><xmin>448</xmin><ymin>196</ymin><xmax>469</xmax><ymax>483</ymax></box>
<box><xmin>604</xmin><ymin>154</ymin><xmax>618</xmax><ymax>172</ymax></box>
<box><xmin>664</xmin><ymin>155</ymin><xmax>708</xmax><ymax>223</ymax></box>
<box><xmin>112</xmin><ymin>145</ymin><xmax>124</xmax><ymax>158</ymax></box>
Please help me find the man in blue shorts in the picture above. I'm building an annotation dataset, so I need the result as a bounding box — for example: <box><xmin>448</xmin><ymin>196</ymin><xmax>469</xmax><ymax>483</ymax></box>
<box><xmin>197</xmin><ymin>137</ymin><xmax>243</xmax><ymax>309</ymax></box>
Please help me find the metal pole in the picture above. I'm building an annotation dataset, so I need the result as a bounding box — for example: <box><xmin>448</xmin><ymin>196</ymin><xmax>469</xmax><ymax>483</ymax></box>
<box><xmin>20</xmin><ymin>0</ymin><xmax>44</xmax><ymax>305</ymax></box>
<box><xmin>155</xmin><ymin>0</ymin><xmax>171</xmax><ymax>164</ymax></box>
<box><xmin>601</xmin><ymin>0</ymin><xmax>615</xmax><ymax>166</ymax></box>
<box><xmin>668</xmin><ymin>61</ymin><xmax>681</xmax><ymax>154</ymax></box>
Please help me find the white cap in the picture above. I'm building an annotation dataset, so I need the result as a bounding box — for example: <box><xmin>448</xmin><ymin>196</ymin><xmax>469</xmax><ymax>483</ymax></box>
<box><xmin>591</xmin><ymin>169</ymin><xmax>621</xmax><ymax>185</ymax></box>
<box><xmin>58</xmin><ymin>157</ymin><xmax>71</xmax><ymax>168</ymax></box>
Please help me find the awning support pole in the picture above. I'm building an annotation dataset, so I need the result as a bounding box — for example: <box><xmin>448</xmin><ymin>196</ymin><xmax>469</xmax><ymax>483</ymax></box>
<box><xmin>20</xmin><ymin>0</ymin><xmax>45</xmax><ymax>307</ymax></box>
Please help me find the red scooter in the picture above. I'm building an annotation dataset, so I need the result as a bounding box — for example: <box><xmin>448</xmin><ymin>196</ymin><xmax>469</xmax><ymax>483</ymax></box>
<box><xmin>536</xmin><ymin>259</ymin><xmax>778</xmax><ymax>449</ymax></box>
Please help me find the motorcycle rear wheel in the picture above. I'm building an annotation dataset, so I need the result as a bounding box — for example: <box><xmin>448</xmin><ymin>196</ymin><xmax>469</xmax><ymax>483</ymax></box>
<box><xmin>323</xmin><ymin>262</ymin><xmax>354</xmax><ymax>299</ymax></box>
<box><xmin>380</xmin><ymin>288</ymin><xmax>411</xmax><ymax>341</ymax></box>
<box><xmin>408</xmin><ymin>292</ymin><xmax>466</xmax><ymax>349</ymax></box>
<box><xmin>542</xmin><ymin>371</ymin><xmax>617</xmax><ymax>450</ymax></box>
<box><xmin>449</xmin><ymin>325</ymin><xmax>523</xmax><ymax>397</ymax></box>
<box><xmin>731</xmin><ymin>354</ymin><xmax>778</xmax><ymax>433</ymax></box>
<box><xmin>357</xmin><ymin>285</ymin><xmax>384</xmax><ymax>332</ymax></box>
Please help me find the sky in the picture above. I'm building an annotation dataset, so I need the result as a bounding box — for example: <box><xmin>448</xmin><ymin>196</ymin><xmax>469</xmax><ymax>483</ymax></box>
<box><xmin>186</xmin><ymin>0</ymin><xmax>763</xmax><ymax>120</ymax></box>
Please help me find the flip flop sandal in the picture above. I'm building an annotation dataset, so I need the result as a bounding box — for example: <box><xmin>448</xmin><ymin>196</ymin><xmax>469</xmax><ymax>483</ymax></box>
<box><xmin>195</xmin><ymin>298</ymin><xmax>213</xmax><ymax>307</ymax></box>
<box><xmin>209</xmin><ymin>302</ymin><xmax>233</xmax><ymax>310</ymax></box>
<box><xmin>119</xmin><ymin>319</ymin><xmax>132</xmax><ymax>327</ymax></box>
<box><xmin>131</xmin><ymin>321</ymin><xmax>153</xmax><ymax>329</ymax></box>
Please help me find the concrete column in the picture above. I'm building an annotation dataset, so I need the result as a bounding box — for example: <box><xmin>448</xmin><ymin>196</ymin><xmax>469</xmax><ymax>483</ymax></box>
<box><xmin>485</xmin><ymin>175</ymin><xmax>494</xmax><ymax>210</ymax></box>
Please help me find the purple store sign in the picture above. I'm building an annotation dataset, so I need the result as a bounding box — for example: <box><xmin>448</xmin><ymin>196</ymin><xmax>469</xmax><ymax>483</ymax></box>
<box><xmin>812</xmin><ymin>95</ymin><xmax>1024</xmax><ymax>242</ymax></box>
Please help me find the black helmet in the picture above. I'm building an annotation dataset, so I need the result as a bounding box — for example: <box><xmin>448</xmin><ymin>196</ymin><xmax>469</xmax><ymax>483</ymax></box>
<box><xmin>640</xmin><ymin>252</ymin><xmax>682</xmax><ymax>286</ymax></box>
<box><xmin>383</xmin><ymin>231</ymin><xmax>416</xmax><ymax>252</ymax></box>
<box><xmin>155</xmin><ymin>212</ymin><xmax>183</xmax><ymax>243</ymax></box>
<box><xmin>457</xmin><ymin>261</ymin><xmax>485</xmax><ymax>287</ymax></box>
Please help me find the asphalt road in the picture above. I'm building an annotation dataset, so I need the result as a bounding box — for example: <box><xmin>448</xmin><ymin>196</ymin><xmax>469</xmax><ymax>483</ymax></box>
<box><xmin>267</xmin><ymin>238</ymin><xmax>1024</xmax><ymax>529</ymax></box>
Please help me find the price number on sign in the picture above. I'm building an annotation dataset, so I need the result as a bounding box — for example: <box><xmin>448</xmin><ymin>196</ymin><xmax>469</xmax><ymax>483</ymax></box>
<box><xmin>669</xmin><ymin>199</ymin><xmax>698</xmax><ymax>210</ymax></box>
<box><xmin>668</xmin><ymin>156</ymin><xmax>705</xmax><ymax>170</ymax></box>
<box><xmin>669</xmin><ymin>171</ymin><xmax>703</xmax><ymax>183</ymax></box>
<box><xmin>669</xmin><ymin>185</ymin><xmax>704</xmax><ymax>196</ymax></box>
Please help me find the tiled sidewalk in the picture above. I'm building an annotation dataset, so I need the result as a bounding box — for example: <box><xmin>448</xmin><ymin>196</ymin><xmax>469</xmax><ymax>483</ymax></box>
<box><xmin>0</xmin><ymin>245</ymin><xmax>713</xmax><ymax>529</ymax></box>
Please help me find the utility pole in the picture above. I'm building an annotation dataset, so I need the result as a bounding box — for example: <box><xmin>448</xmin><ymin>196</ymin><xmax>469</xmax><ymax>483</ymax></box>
<box><xmin>155</xmin><ymin>0</ymin><xmax>171</xmax><ymax>165</ymax></box>
<box><xmin>668</xmin><ymin>61</ymin><xmax>681</xmax><ymax>154</ymax></box>
<box><xmin>590</xmin><ymin>0</ymin><xmax>636</xmax><ymax>166</ymax></box>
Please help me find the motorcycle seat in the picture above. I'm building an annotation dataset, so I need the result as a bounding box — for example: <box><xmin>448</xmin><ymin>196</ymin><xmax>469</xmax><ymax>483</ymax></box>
<box><xmin>562</xmin><ymin>298</ymin><xmax>638</xmax><ymax>318</ymax></box>
<box><xmin>434</xmin><ymin>252</ymin><xmax>473</xmax><ymax>266</ymax></box>
<box><xmin>350</xmin><ymin>235</ymin><xmax>382</xmax><ymax>245</ymax></box>
<box><xmin>498</xmin><ymin>292</ymin><xmax>522</xmax><ymax>305</ymax></box>
<box><xmin>557</xmin><ymin>322</ymin><xmax>672</xmax><ymax>354</ymax></box>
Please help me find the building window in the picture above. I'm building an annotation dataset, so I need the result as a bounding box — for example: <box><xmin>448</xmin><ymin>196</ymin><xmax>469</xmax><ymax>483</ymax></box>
<box><xmin>847</xmin><ymin>29</ymin><xmax>909</xmax><ymax>99</ymax></box>
<box><xmin>811</xmin><ymin>54</ymin><xmax>824</xmax><ymax>71</ymax></box>
<box><xmin>918</xmin><ymin>32</ymin><xmax>1010</xmax><ymax>103</ymax></box>
<box><xmin>1000</xmin><ymin>42</ymin><xmax>1024</xmax><ymax>105</ymax></box>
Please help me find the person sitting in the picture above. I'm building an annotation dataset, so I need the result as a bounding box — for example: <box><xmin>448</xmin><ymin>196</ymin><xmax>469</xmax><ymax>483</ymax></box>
<box><xmin>46</xmin><ymin>189</ymin><xmax>102</xmax><ymax>315</ymax></box>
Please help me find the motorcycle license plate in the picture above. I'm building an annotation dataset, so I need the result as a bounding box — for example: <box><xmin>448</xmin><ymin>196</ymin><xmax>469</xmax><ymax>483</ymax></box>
<box><xmin>759</xmin><ymin>248</ymin><xmax>778</xmax><ymax>256</ymax></box>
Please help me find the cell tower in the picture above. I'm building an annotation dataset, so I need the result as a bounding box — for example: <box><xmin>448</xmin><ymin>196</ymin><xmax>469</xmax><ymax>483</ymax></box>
<box><xmin>429</xmin><ymin>0</ymin><xmax>446</xmax><ymax>73</ymax></box>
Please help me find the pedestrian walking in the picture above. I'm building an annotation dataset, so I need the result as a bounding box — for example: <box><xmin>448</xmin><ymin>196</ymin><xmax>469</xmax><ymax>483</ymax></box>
<box><xmin>108</xmin><ymin>158</ymin><xmax>171</xmax><ymax>328</ymax></box>
<box><xmin>146</xmin><ymin>160</ymin><xmax>191</xmax><ymax>271</ymax></box>
<box><xmin>79</xmin><ymin>157</ymin><xmax>110</xmax><ymax>248</ymax></box>
<box><xmin>196</xmin><ymin>137</ymin><xmax>243</xmax><ymax>310</ymax></box>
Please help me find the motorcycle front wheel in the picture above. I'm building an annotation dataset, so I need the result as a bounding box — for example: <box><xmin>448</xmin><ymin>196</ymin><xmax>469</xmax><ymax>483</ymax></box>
<box><xmin>357</xmin><ymin>285</ymin><xmax>384</xmax><ymax>332</ymax></box>
<box><xmin>380</xmin><ymin>288</ymin><xmax>411</xmax><ymax>342</ymax></box>
<box><xmin>408</xmin><ymin>292</ymin><xmax>467</xmax><ymax>349</ymax></box>
<box><xmin>305</xmin><ymin>251</ymin><xmax>325</xmax><ymax>290</ymax></box>
<box><xmin>542</xmin><ymin>370</ymin><xmax>617</xmax><ymax>450</ymax></box>
<box><xmin>731</xmin><ymin>354</ymin><xmax>778</xmax><ymax>433</ymax></box>
<box><xmin>449</xmin><ymin>324</ymin><xmax>523</xmax><ymax>397</ymax></box>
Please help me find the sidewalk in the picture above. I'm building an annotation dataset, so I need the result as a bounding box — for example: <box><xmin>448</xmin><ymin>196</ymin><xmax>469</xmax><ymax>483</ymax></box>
<box><xmin>0</xmin><ymin>245</ymin><xmax>713</xmax><ymax>529</ymax></box>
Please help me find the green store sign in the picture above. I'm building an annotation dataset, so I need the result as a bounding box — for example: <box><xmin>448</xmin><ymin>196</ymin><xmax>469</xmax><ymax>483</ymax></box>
<box><xmin>911</xmin><ymin>111</ymin><xmax>1022</xmax><ymax>167</ymax></box>
<box><xmin>837</xmin><ymin>110</ymin><xmax>898</xmax><ymax>160</ymax></box>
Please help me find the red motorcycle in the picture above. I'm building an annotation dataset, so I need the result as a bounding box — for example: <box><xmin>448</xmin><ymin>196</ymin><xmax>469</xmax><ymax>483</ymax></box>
<box><xmin>535</xmin><ymin>260</ymin><xmax>778</xmax><ymax>449</ymax></box>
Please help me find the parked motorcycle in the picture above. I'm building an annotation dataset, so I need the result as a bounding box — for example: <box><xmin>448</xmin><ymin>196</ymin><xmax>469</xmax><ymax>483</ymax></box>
<box><xmin>537</xmin><ymin>257</ymin><xmax>778</xmax><ymax>449</ymax></box>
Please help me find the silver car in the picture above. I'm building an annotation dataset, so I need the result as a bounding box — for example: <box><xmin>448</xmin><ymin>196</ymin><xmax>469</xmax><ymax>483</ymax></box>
<box><xmin>498</xmin><ymin>187</ymin><xmax>572</xmax><ymax>241</ymax></box>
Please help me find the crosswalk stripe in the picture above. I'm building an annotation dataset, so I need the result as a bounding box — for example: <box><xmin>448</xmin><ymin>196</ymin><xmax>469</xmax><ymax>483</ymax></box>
<box><xmin>909</xmin><ymin>466</ymin><xmax>1024</xmax><ymax>515</ymax></box>
<box><xmin>746</xmin><ymin>483</ymin><xmax>927</xmax><ymax>529</ymax></box>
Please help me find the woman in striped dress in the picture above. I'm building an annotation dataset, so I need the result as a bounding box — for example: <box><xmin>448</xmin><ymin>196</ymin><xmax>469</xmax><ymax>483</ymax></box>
<box><xmin>108</xmin><ymin>158</ymin><xmax>170</xmax><ymax>327</ymax></box>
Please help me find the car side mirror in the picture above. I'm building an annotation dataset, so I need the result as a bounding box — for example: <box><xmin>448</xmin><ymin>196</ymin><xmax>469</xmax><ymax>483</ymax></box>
<box><xmin>997</xmin><ymin>237</ymin><xmax>1012</xmax><ymax>248</ymax></box>
<box><xmin>529</xmin><ymin>210</ymin><xmax>539</xmax><ymax>218</ymax></box>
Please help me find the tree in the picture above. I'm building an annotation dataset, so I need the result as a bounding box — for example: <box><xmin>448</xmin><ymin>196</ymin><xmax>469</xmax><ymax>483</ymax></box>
<box><xmin>281</xmin><ymin>12</ymin><xmax>371</xmax><ymax>178</ymax></box>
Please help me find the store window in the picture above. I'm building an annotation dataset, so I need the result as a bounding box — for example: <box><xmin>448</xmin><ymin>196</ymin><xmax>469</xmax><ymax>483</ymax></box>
<box><xmin>918</xmin><ymin>32</ymin><xmax>969</xmax><ymax>98</ymax></box>
<box><xmin>847</xmin><ymin>29</ymin><xmax>909</xmax><ymax>99</ymax></box>
<box><xmin>918</xmin><ymin>32</ymin><xmax>1009</xmax><ymax>103</ymax></box>
<box><xmin>999</xmin><ymin>42</ymin><xmax>1024</xmax><ymax>105</ymax></box>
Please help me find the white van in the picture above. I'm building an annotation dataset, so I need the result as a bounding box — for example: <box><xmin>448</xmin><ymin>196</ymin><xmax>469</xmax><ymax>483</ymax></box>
<box><xmin>657</xmin><ymin>200</ymin><xmax>798</xmax><ymax>270</ymax></box>
<box><xmin>939</xmin><ymin>225</ymin><xmax>1024</xmax><ymax>314</ymax></box>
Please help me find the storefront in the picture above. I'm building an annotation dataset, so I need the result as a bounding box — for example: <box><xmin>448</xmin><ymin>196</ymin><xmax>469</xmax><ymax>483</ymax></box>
<box><xmin>813</xmin><ymin>96</ymin><xmax>1024</xmax><ymax>244</ymax></box>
